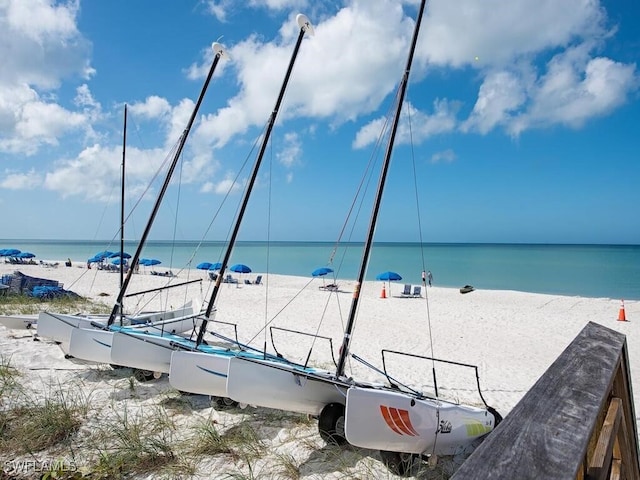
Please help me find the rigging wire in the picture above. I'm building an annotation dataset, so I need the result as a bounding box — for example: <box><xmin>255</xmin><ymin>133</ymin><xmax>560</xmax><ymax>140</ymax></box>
<box><xmin>405</xmin><ymin>90</ymin><xmax>437</xmax><ymax>371</ymax></box>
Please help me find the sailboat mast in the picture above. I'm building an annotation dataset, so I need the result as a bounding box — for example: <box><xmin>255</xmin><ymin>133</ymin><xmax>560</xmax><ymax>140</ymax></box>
<box><xmin>336</xmin><ymin>0</ymin><xmax>427</xmax><ymax>378</ymax></box>
<box><xmin>196</xmin><ymin>14</ymin><xmax>314</xmax><ymax>345</ymax></box>
<box><xmin>107</xmin><ymin>43</ymin><xmax>227</xmax><ymax>327</ymax></box>
<box><xmin>120</xmin><ymin>104</ymin><xmax>127</xmax><ymax>293</ymax></box>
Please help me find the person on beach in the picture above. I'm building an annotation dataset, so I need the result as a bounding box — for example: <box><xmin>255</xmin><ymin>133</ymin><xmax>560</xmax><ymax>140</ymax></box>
<box><xmin>422</xmin><ymin>270</ymin><xmax>426</xmax><ymax>286</ymax></box>
<box><xmin>427</xmin><ymin>270</ymin><xmax>433</xmax><ymax>287</ymax></box>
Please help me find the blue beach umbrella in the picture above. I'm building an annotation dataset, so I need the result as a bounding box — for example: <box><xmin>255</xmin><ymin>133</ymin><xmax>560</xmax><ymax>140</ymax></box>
<box><xmin>145</xmin><ymin>259</ymin><xmax>161</xmax><ymax>266</ymax></box>
<box><xmin>111</xmin><ymin>258</ymin><xmax>127</xmax><ymax>265</ymax></box>
<box><xmin>109</xmin><ymin>251</ymin><xmax>131</xmax><ymax>259</ymax></box>
<box><xmin>376</xmin><ymin>271</ymin><xmax>402</xmax><ymax>295</ymax></box>
<box><xmin>1</xmin><ymin>249</ymin><xmax>21</xmax><ymax>257</ymax></box>
<box><xmin>375</xmin><ymin>271</ymin><xmax>402</xmax><ymax>282</ymax></box>
<box><xmin>209</xmin><ymin>262</ymin><xmax>223</xmax><ymax>271</ymax></box>
<box><xmin>197</xmin><ymin>262</ymin><xmax>213</xmax><ymax>270</ymax></box>
<box><xmin>230</xmin><ymin>264</ymin><xmax>251</xmax><ymax>274</ymax></box>
<box><xmin>17</xmin><ymin>252</ymin><xmax>35</xmax><ymax>259</ymax></box>
<box><xmin>92</xmin><ymin>251</ymin><xmax>114</xmax><ymax>261</ymax></box>
<box><xmin>312</xmin><ymin>267</ymin><xmax>333</xmax><ymax>277</ymax></box>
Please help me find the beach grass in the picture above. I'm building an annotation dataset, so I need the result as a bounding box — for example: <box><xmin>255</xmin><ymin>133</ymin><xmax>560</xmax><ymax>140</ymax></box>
<box><xmin>0</xmin><ymin>293</ymin><xmax>110</xmax><ymax>315</ymax></box>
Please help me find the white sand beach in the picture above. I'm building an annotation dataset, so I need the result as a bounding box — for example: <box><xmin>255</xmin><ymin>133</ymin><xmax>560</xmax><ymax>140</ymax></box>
<box><xmin>1</xmin><ymin>260</ymin><xmax>638</xmax><ymax>478</ymax></box>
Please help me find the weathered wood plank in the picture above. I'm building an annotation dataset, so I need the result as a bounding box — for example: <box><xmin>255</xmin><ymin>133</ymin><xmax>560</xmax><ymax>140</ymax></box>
<box><xmin>587</xmin><ymin>397</ymin><xmax>621</xmax><ymax>480</ymax></box>
<box><xmin>451</xmin><ymin>322</ymin><xmax>639</xmax><ymax>480</ymax></box>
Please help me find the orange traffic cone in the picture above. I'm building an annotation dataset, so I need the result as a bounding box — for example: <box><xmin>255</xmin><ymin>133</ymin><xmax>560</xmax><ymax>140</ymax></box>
<box><xmin>381</xmin><ymin>284</ymin><xmax>387</xmax><ymax>299</ymax></box>
<box><xmin>618</xmin><ymin>299</ymin><xmax>627</xmax><ymax>322</ymax></box>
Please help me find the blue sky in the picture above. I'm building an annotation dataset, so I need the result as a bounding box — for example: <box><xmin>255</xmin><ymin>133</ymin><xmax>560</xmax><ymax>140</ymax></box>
<box><xmin>1</xmin><ymin>0</ymin><xmax>639</xmax><ymax>245</ymax></box>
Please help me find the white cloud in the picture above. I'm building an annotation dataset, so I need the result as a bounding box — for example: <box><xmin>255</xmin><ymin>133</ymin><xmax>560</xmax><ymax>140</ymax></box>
<box><xmin>277</xmin><ymin>132</ymin><xmax>302</xmax><ymax>168</ymax></box>
<box><xmin>431</xmin><ymin>149</ymin><xmax>456</xmax><ymax>164</ymax></box>
<box><xmin>43</xmin><ymin>144</ymin><xmax>170</xmax><ymax>202</ymax></box>
<box><xmin>0</xmin><ymin>169</ymin><xmax>42</xmax><ymax>190</ymax></box>
<box><xmin>0</xmin><ymin>0</ymin><xmax>93</xmax><ymax>155</ymax></box>
<box><xmin>509</xmin><ymin>50</ymin><xmax>638</xmax><ymax>135</ymax></box>
<box><xmin>419</xmin><ymin>0</ymin><xmax>607</xmax><ymax>69</ymax></box>
<box><xmin>354</xmin><ymin>100</ymin><xmax>458</xmax><ymax>149</ymax></box>
<box><xmin>461</xmin><ymin>70</ymin><xmax>528</xmax><ymax>134</ymax></box>
<box><xmin>129</xmin><ymin>96</ymin><xmax>172</xmax><ymax>120</ymax></box>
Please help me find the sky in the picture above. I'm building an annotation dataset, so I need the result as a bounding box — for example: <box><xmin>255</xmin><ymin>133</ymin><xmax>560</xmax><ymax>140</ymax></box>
<box><xmin>1</xmin><ymin>0</ymin><xmax>639</xmax><ymax>245</ymax></box>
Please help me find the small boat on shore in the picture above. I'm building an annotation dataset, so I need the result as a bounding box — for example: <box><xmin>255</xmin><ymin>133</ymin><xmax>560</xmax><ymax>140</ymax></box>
<box><xmin>460</xmin><ymin>285</ymin><xmax>475</xmax><ymax>294</ymax></box>
<box><xmin>0</xmin><ymin>314</ymin><xmax>38</xmax><ymax>330</ymax></box>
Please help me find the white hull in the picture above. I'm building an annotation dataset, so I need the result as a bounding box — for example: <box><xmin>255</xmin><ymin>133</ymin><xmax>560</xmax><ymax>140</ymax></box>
<box><xmin>37</xmin><ymin>302</ymin><xmax>195</xmax><ymax>348</ymax></box>
<box><xmin>68</xmin><ymin>327</ymin><xmax>115</xmax><ymax>364</ymax></box>
<box><xmin>110</xmin><ymin>331</ymin><xmax>187</xmax><ymax>373</ymax></box>
<box><xmin>67</xmin><ymin>313</ymin><xmax>203</xmax><ymax>366</ymax></box>
<box><xmin>0</xmin><ymin>314</ymin><xmax>38</xmax><ymax>330</ymax></box>
<box><xmin>344</xmin><ymin>387</ymin><xmax>495</xmax><ymax>456</ymax></box>
<box><xmin>169</xmin><ymin>350</ymin><xmax>231</xmax><ymax>396</ymax></box>
<box><xmin>226</xmin><ymin>356</ymin><xmax>347</xmax><ymax>416</ymax></box>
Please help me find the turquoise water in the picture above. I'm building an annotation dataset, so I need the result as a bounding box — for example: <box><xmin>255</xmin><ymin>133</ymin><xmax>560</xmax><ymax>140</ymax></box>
<box><xmin>2</xmin><ymin>240</ymin><xmax>639</xmax><ymax>300</ymax></box>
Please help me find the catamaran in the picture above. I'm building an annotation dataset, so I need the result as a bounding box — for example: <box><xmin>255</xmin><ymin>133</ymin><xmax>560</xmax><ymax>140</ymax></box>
<box><xmin>224</xmin><ymin>0</ymin><xmax>500</xmax><ymax>474</ymax></box>
<box><xmin>107</xmin><ymin>14</ymin><xmax>316</xmax><ymax>386</ymax></box>
<box><xmin>43</xmin><ymin>43</ymin><xmax>229</xmax><ymax>367</ymax></box>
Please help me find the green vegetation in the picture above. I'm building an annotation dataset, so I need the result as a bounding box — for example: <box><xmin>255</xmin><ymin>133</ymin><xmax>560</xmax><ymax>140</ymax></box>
<box><xmin>0</xmin><ymin>294</ymin><xmax>109</xmax><ymax>315</ymax></box>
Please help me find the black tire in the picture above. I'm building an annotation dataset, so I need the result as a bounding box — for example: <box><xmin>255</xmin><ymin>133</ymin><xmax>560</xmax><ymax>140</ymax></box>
<box><xmin>488</xmin><ymin>406</ymin><xmax>503</xmax><ymax>427</ymax></box>
<box><xmin>212</xmin><ymin>396</ymin><xmax>238</xmax><ymax>408</ymax></box>
<box><xmin>379</xmin><ymin>450</ymin><xmax>417</xmax><ymax>477</ymax></box>
<box><xmin>318</xmin><ymin>402</ymin><xmax>347</xmax><ymax>445</ymax></box>
<box><xmin>133</xmin><ymin>369</ymin><xmax>156</xmax><ymax>382</ymax></box>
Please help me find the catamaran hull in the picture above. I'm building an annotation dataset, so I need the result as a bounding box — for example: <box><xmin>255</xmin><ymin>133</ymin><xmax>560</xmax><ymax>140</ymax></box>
<box><xmin>226</xmin><ymin>356</ymin><xmax>346</xmax><ymax>416</ymax></box>
<box><xmin>344</xmin><ymin>387</ymin><xmax>495</xmax><ymax>456</ymax></box>
<box><xmin>66</xmin><ymin>311</ymin><xmax>204</xmax><ymax>365</ymax></box>
<box><xmin>68</xmin><ymin>328</ymin><xmax>115</xmax><ymax>364</ymax></box>
<box><xmin>169</xmin><ymin>350</ymin><xmax>230</xmax><ymax>396</ymax></box>
<box><xmin>0</xmin><ymin>314</ymin><xmax>38</xmax><ymax>330</ymax></box>
<box><xmin>110</xmin><ymin>331</ymin><xmax>186</xmax><ymax>373</ymax></box>
<box><xmin>37</xmin><ymin>303</ymin><xmax>195</xmax><ymax>347</ymax></box>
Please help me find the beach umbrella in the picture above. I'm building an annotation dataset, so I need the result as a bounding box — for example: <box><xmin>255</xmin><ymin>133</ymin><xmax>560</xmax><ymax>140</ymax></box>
<box><xmin>230</xmin><ymin>263</ymin><xmax>251</xmax><ymax>274</ymax></box>
<box><xmin>109</xmin><ymin>251</ymin><xmax>131</xmax><ymax>259</ymax></box>
<box><xmin>375</xmin><ymin>271</ymin><xmax>402</xmax><ymax>282</ymax></box>
<box><xmin>1</xmin><ymin>249</ymin><xmax>21</xmax><ymax>257</ymax></box>
<box><xmin>312</xmin><ymin>267</ymin><xmax>333</xmax><ymax>277</ymax></box>
<box><xmin>375</xmin><ymin>271</ymin><xmax>402</xmax><ymax>296</ymax></box>
<box><xmin>312</xmin><ymin>267</ymin><xmax>334</xmax><ymax>286</ymax></box>
<box><xmin>209</xmin><ymin>262</ymin><xmax>223</xmax><ymax>271</ymax></box>
<box><xmin>197</xmin><ymin>262</ymin><xmax>213</xmax><ymax>270</ymax></box>
<box><xmin>111</xmin><ymin>258</ymin><xmax>127</xmax><ymax>265</ymax></box>
<box><xmin>145</xmin><ymin>259</ymin><xmax>161</xmax><ymax>266</ymax></box>
<box><xmin>17</xmin><ymin>252</ymin><xmax>35</xmax><ymax>259</ymax></box>
<box><xmin>93</xmin><ymin>250</ymin><xmax>114</xmax><ymax>261</ymax></box>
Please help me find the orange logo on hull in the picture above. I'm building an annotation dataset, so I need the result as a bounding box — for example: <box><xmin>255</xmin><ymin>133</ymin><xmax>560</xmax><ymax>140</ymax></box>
<box><xmin>380</xmin><ymin>405</ymin><xmax>419</xmax><ymax>436</ymax></box>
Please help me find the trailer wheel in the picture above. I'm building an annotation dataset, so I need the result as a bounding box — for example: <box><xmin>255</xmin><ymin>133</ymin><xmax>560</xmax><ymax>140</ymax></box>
<box><xmin>488</xmin><ymin>406</ymin><xmax>503</xmax><ymax>427</ymax></box>
<box><xmin>133</xmin><ymin>369</ymin><xmax>155</xmax><ymax>382</ymax></box>
<box><xmin>318</xmin><ymin>402</ymin><xmax>347</xmax><ymax>445</ymax></box>
<box><xmin>379</xmin><ymin>450</ymin><xmax>417</xmax><ymax>477</ymax></box>
<box><xmin>212</xmin><ymin>396</ymin><xmax>238</xmax><ymax>408</ymax></box>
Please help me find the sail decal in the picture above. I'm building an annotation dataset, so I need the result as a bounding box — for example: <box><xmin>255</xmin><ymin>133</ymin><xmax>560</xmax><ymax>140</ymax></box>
<box><xmin>196</xmin><ymin>364</ymin><xmax>228</xmax><ymax>378</ymax></box>
<box><xmin>380</xmin><ymin>405</ymin><xmax>418</xmax><ymax>437</ymax></box>
<box><xmin>92</xmin><ymin>338</ymin><xmax>111</xmax><ymax>349</ymax></box>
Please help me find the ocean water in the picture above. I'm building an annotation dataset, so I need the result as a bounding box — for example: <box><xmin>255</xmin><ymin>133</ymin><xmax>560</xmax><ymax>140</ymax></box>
<box><xmin>2</xmin><ymin>240</ymin><xmax>639</xmax><ymax>300</ymax></box>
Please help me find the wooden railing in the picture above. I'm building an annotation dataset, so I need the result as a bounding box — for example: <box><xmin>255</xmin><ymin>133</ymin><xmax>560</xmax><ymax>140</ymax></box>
<box><xmin>451</xmin><ymin>321</ymin><xmax>640</xmax><ymax>480</ymax></box>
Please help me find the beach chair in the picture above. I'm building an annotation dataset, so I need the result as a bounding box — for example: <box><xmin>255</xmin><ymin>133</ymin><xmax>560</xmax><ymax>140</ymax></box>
<box><xmin>208</xmin><ymin>271</ymin><xmax>218</xmax><ymax>281</ymax></box>
<box><xmin>400</xmin><ymin>284</ymin><xmax>411</xmax><ymax>297</ymax></box>
<box><xmin>412</xmin><ymin>285</ymin><xmax>422</xmax><ymax>297</ymax></box>
<box><xmin>320</xmin><ymin>283</ymin><xmax>338</xmax><ymax>292</ymax></box>
<box><xmin>244</xmin><ymin>279</ymin><xmax>252</xmax><ymax>285</ymax></box>
<box><xmin>254</xmin><ymin>275</ymin><xmax>263</xmax><ymax>285</ymax></box>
